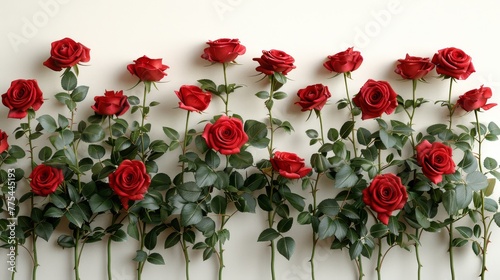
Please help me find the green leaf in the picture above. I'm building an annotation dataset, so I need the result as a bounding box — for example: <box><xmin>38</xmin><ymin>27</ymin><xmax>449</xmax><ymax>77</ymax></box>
<box><xmin>61</xmin><ymin>71</ymin><xmax>77</xmax><ymax>91</ymax></box>
<box><xmin>110</xmin><ymin>229</ymin><xmax>127</xmax><ymax>242</ymax></box>
<box><xmin>89</xmin><ymin>194</ymin><xmax>113</xmax><ymax>213</ymax></box>
<box><xmin>459</xmin><ymin>150</ymin><xmax>478</xmax><ymax>174</ymax></box>
<box><xmin>133</xmin><ymin>250</ymin><xmax>148</xmax><ymax>262</ymax></box>
<box><xmin>493</xmin><ymin>213</ymin><xmax>500</xmax><ymax>227</ymax></box>
<box><xmin>427</xmin><ymin>123</ymin><xmax>447</xmax><ymax>135</ymax></box>
<box><xmin>164</xmin><ymin>232</ymin><xmax>181</xmax><ymax>249</ymax></box>
<box><xmin>318</xmin><ymin>199</ymin><xmax>340</xmax><ymax>216</ymax></box>
<box><xmin>277</xmin><ymin>217</ymin><xmax>293</xmax><ymax>233</ymax></box>
<box><xmin>57</xmin><ymin>235</ymin><xmax>75</xmax><ymax>248</ymax></box>
<box><xmin>44</xmin><ymin>207</ymin><xmax>64</xmax><ymax>218</ymax></box>
<box><xmin>9</xmin><ymin>145</ymin><xmax>26</xmax><ymax>159</ymax></box>
<box><xmin>37</xmin><ymin>115</ymin><xmax>57</xmax><ymax>133</ymax></box>
<box><xmin>466</xmin><ymin>171</ymin><xmax>488</xmax><ymax>191</ymax></box>
<box><xmin>255</xmin><ymin>91</ymin><xmax>270</xmax><ymax>99</ymax></box>
<box><xmin>456</xmin><ymin>226</ymin><xmax>472</xmax><ymax>238</ymax></box>
<box><xmin>283</xmin><ymin>192</ymin><xmax>305</xmax><ymax>211</ymax></box>
<box><xmin>370</xmin><ymin>224</ymin><xmax>388</xmax><ymax>238</ymax></box>
<box><xmin>71</xmin><ymin>86</ymin><xmax>89</xmax><ymax>102</ymax></box>
<box><xmin>257</xmin><ymin>228</ymin><xmax>280</xmax><ymax>242</ymax></box>
<box><xmin>195</xmin><ymin>217</ymin><xmax>216</xmax><ymax>237</ymax></box>
<box><xmin>340</xmin><ymin>121</ymin><xmax>355</xmax><ymax>139</ymax></box>
<box><xmin>379</xmin><ymin>129</ymin><xmax>396</xmax><ymax>149</ymax></box>
<box><xmin>306</xmin><ymin>129</ymin><xmax>319</xmax><ymax>139</ymax></box>
<box><xmin>55</xmin><ymin>92</ymin><xmax>71</xmax><ymax>104</ymax></box>
<box><xmin>488</xmin><ymin>122</ymin><xmax>500</xmax><ymax>135</ymax></box>
<box><xmin>228</xmin><ymin>151</ymin><xmax>253</xmax><ymax>169</ymax></box>
<box><xmin>177</xmin><ymin>182</ymin><xmax>202</xmax><ymax>203</ymax></box>
<box><xmin>210</xmin><ymin>195</ymin><xmax>227</xmax><ymax>214</ymax></box>
<box><xmin>35</xmin><ymin>222</ymin><xmax>54</xmax><ymax>242</ymax></box>
<box><xmin>162</xmin><ymin>127</ymin><xmax>180</xmax><ymax>140</ymax></box>
<box><xmin>81</xmin><ymin>124</ymin><xmax>105</xmax><ymax>143</ymax></box>
<box><xmin>273</xmin><ymin>91</ymin><xmax>288</xmax><ymax>100</ymax></box>
<box><xmin>335</xmin><ymin>165</ymin><xmax>359</xmax><ymax>189</ymax></box>
<box><xmin>181</xmin><ymin>203</ymin><xmax>203</xmax><ymax>226</ymax></box>
<box><xmin>147</xmin><ymin>253</ymin><xmax>165</xmax><ymax>265</ymax></box>
<box><xmin>484</xmin><ymin>157</ymin><xmax>498</xmax><ymax>170</ymax></box>
<box><xmin>277</xmin><ymin>237</ymin><xmax>295</xmax><ymax>260</ymax></box>
<box><xmin>38</xmin><ymin>146</ymin><xmax>53</xmax><ymax>161</ymax></box>
<box><xmin>349</xmin><ymin>241</ymin><xmax>363</xmax><ymax>260</ymax></box>
<box><xmin>88</xmin><ymin>144</ymin><xmax>106</xmax><ymax>159</ymax></box>
<box><xmin>318</xmin><ymin>217</ymin><xmax>336</xmax><ymax>239</ymax></box>
<box><xmin>484</xmin><ymin>198</ymin><xmax>498</xmax><ymax>212</ymax></box>
<box><xmin>195</xmin><ymin>165</ymin><xmax>218</xmax><ymax>187</ymax></box>
<box><xmin>357</xmin><ymin>127</ymin><xmax>372</xmax><ymax>146</ymax></box>
<box><xmin>415</xmin><ymin>206</ymin><xmax>430</xmax><ymax>228</ymax></box>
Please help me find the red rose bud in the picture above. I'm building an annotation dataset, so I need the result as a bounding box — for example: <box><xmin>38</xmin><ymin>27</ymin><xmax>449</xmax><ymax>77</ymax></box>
<box><xmin>91</xmin><ymin>90</ymin><xmax>130</xmax><ymax>117</ymax></box>
<box><xmin>201</xmin><ymin>38</ymin><xmax>246</xmax><ymax>63</ymax></box>
<box><xmin>175</xmin><ymin>85</ymin><xmax>212</xmax><ymax>113</ymax></box>
<box><xmin>295</xmin><ymin>84</ymin><xmax>331</xmax><ymax>112</ymax></box>
<box><xmin>323</xmin><ymin>47</ymin><xmax>363</xmax><ymax>74</ymax></box>
<box><xmin>43</xmin><ymin>37</ymin><xmax>90</xmax><ymax>71</ymax></box>
<box><xmin>29</xmin><ymin>164</ymin><xmax>64</xmax><ymax>196</ymax></box>
<box><xmin>431</xmin><ymin>47</ymin><xmax>475</xmax><ymax>80</ymax></box>
<box><xmin>202</xmin><ymin>115</ymin><xmax>248</xmax><ymax>155</ymax></box>
<box><xmin>416</xmin><ymin>140</ymin><xmax>456</xmax><ymax>184</ymax></box>
<box><xmin>352</xmin><ymin>79</ymin><xmax>398</xmax><ymax>120</ymax></box>
<box><xmin>108</xmin><ymin>160</ymin><xmax>151</xmax><ymax>210</ymax></box>
<box><xmin>0</xmin><ymin>130</ymin><xmax>9</xmax><ymax>154</ymax></box>
<box><xmin>270</xmin><ymin>151</ymin><xmax>312</xmax><ymax>179</ymax></box>
<box><xmin>253</xmin><ymin>49</ymin><xmax>296</xmax><ymax>76</ymax></box>
<box><xmin>362</xmin><ymin>173</ymin><xmax>408</xmax><ymax>225</ymax></box>
<box><xmin>127</xmin><ymin>55</ymin><xmax>169</xmax><ymax>82</ymax></box>
<box><xmin>395</xmin><ymin>54</ymin><xmax>435</xmax><ymax>80</ymax></box>
<box><xmin>2</xmin><ymin>79</ymin><xmax>44</xmax><ymax>119</ymax></box>
<box><xmin>457</xmin><ymin>85</ymin><xmax>496</xmax><ymax>112</ymax></box>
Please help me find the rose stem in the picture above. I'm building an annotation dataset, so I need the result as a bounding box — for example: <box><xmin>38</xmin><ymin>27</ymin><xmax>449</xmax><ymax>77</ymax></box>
<box><xmin>343</xmin><ymin>72</ymin><xmax>358</xmax><ymax>157</ymax></box>
<box><xmin>27</xmin><ymin>114</ymin><xmax>39</xmax><ymax>280</ymax></box>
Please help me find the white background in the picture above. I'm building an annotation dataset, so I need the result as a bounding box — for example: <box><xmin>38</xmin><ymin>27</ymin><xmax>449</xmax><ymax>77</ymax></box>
<box><xmin>1</xmin><ymin>0</ymin><xmax>500</xmax><ymax>279</ymax></box>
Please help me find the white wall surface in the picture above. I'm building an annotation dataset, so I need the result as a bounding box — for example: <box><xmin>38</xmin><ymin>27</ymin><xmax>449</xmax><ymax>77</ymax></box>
<box><xmin>1</xmin><ymin>0</ymin><xmax>500</xmax><ymax>279</ymax></box>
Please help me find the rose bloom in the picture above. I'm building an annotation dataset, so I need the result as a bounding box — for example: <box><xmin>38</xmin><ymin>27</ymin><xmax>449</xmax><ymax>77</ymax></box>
<box><xmin>2</xmin><ymin>79</ymin><xmax>44</xmax><ymax>119</ymax></box>
<box><xmin>91</xmin><ymin>90</ymin><xmax>130</xmax><ymax>116</ymax></box>
<box><xmin>109</xmin><ymin>160</ymin><xmax>151</xmax><ymax>210</ymax></box>
<box><xmin>431</xmin><ymin>47</ymin><xmax>475</xmax><ymax>80</ymax></box>
<box><xmin>394</xmin><ymin>54</ymin><xmax>435</xmax><ymax>80</ymax></box>
<box><xmin>416</xmin><ymin>140</ymin><xmax>456</xmax><ymax>184</ymax></box>
<box><xmin>43</xmin><ymin>37</ymin><xmax>90</xmax><ymax>71</ymax></box>
<box><xmin>29</xmin><ymin>164</ymin><xmax>64</xmax><ymax>196</ymax></box>
<box><xmin>270</xmin><ymin>151</ymin><xmax>312</xmax><ymax>179</ymax></box>
<box><xmin>352</xmin><ymin>79</ymin><xmax>398</xmax><ymax>120</ymax></box>
<box><xmin>202</xmin><ymin>115</ymin><xmax>248</xmax><ymax>155</ymax></box>
<box><xmin>175</xmin><ymin>85</ymin><xmax>212</xmax><ymax>113</ymax></box>
<box><xmin>127</xmin><ymin>55</ymin><xmax>169</xmax><ymax>82</ymax></box>
<box><xmin>0</xmin><ymin>130</ymin><xmax>8</xmax><ymax>154</ymax></box>
<box><xmin>253</xmin><ymin>49</ymin><xmax>296</xmax><ymax>76</ymax></box>
<box><xmin>456</xmin><ymin>85</ymin><xmax>496</xmax><ymax>112</ymax></box>
<box><xmin>295</xmin><ymin>84</ymin><xmax>331</xmax><ymax>111</ymax></box>
<box><xmin>201</xmin><ymin>38</ymin><xmax>246</xmax><ymax>63</ymax></box>
<box><xmin>323</xmin><ymin>47</ymin><xmax>363</xmax><ymax>73</ymax></box>
<box><xmin>363</xmin><ymin>173</ymin><xmax>408</xmax><ymax>225</ymax></box>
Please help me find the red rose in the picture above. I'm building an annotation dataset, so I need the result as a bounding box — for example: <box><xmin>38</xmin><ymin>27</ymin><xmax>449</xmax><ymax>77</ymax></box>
<box><xmin>270</xmin><ymin>151</ymin><xmax>312</xmax><ymax>179</ymax></box>
<box><xmin>431</xmin><ymin>47</ymin><xmax>475</xmax><ymax>80</ymax></box>
<box><xmin>109</xmin><ymin>160</ymin><xmax>151</xmax><ymax>210</ymax></box>
<box><xmin>353</xmin><ymin>79</ymin><xmax>398</xmax><ymax>120</ymax></box>
<box><xmin>395</xmin><ymin>54</ymin><xmax>435</xmax><ymax>80</ymax></box>
<box><xmin>201</xmin><ymin>38</ymin><xmax>246</xmax><ymax>63</ymax></box>
<box><xmin>253</xmin><ymin>49</ymin><xmax>296</xmax><ymax>76</ymax></box>
<box><xmin>91</xmin><ymin>90</ymin><xmax>130</xmax><ymax>116</ymax></box>
<box><xmin>29</xmin><ymin>164</ymin><xmax>64</xmax><ymax>196</ymax></box>
<box><xmin>416</xmin><ymin>140</ymin><xmax>456</xmax><ymax>184</ymax></box>
<box><xmin>175</xmin><ymin>85</ymin><xmax>212</xmax><ymax>113</ymax></box>
<box><xmin>202</xmin><ymin>115</ymin><xmax>248</xmax><ymax>155</ymax></box>
<box><xmin>2</xmin><ymin>79</ymin><xmax>44</xmax><ymax>119</ymax></box>
<box><xmin>323</xmin><ymin>47</ymin><xmax>363</xmax><ymax>74</ymax></box>
<box><xmin>43</xmin><ymin>37</ymin><xmax>90</xmax><ymax>71</ymax></box>
<box><xmin>0</xmin><ymin>130</ymin><xmax>8</xmax><ymax>154</ymax></box>
<box><xmin>362</xmin><ymin>173</ymin><xmax>408</xmax><ymax>225</ymax></box>
<box><xmin>127</xmin><ymin>55</ymin><xmax>169</xmax><ymax>82</ymax></box>
<box><xmin>295</xmin><ymin>84</ymin><xmax>331</xmax><ymax>111</ymax></box>
<box><xmin>456</xmin><ymin>85</ymin><xmax>496</xmax><ymax>112</ymax></box>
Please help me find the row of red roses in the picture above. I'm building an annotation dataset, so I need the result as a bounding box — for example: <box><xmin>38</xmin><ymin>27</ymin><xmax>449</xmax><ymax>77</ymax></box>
<box><xmin>0</xmin><ymin>37</ymin><xmax>497</xmax><ymax>280</ymax></box>
<box><xmin>0</xmin><ymin>37</ymin><xmax>496</xmax><ymax>224</ymax></box>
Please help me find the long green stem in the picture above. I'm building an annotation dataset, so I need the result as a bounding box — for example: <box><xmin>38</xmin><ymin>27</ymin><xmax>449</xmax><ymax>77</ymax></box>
<box><xmin>343</xmin><ymin>73</ymin><xmax>358</xmax><ymax>157</ymax></box>
<box><xmin>269</xmin><ymin>212</ymin><xmax>276</xmax><ymax>280</ymax></box>
<box><xmin>107</xmin><ymin>234</ymin><xmax>112</xmax><ymax>280</ymax></box>
<box><xmin>474</xmin><ymin>110</ymin><xmax>488</xmax><ymax>280</ymax></box>
<box><xmin>140</xmin><ymin>84</ymin><xmax>149</xmax><ymax>162</ymax></box>
<box><xmin>222</xmin><ymin>63</ymin><xmax>229</xmax><ymax>115</ymax></box>
<box><xmin>137</xmin><ymin>221</ymin><xmax>146</xmax><ymax>280</ymax></box>
<box><xmin>27</xmin><ymin>115</ymin><xmax>38</xmax><ymax>280</ymax></box>
<box><xmin>415</xmin><ymin>228</ymin><xmax>422</xmax><ymax>280</ymax></box>
<box><xmin>74</xmin><ymin>230</ymin><xmax>80</xmax><ymax>280</ymax></box>
<box><xmin>449</xmin><ymin>221</ymin><xmax>455</xmax><ymax>280</ymax></box>
<box><xmin>181</xmin><ymin>233</ymin><xmax>191</xmax><ymax>280</ymax></box>
<box><xmin>376</xmin><ymin>238</ymin><xmax>382</xmax><ymax>280</ymax></box>
<box><xmin>447</xmin><ymin>78</ymin><xmax>454</xmax><ymax>130</ymax></box>
<box><xmin>218</xmin><ymin>215</ymin><xmax>226</xmax><ymax>280</ymax></box>
<box><xmin>357</xmin><ymin>255</ymin><xmax>364</xmax><ymax>280</ymax></box>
